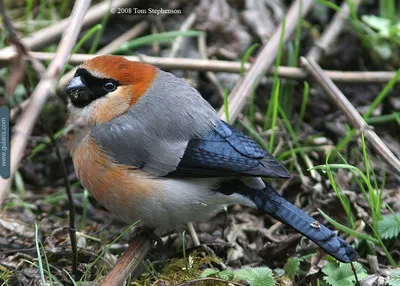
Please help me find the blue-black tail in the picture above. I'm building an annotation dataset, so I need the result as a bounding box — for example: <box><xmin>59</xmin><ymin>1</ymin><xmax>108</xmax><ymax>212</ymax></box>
<box><xmin>251</xmin><ymin>184</ymin><xmax>359</xmax><ymax>262</ymax></box>
<box><xmin>218</xmin><ymin>179</ymin><xmax>359</xmax><ymax>262</ymax></box>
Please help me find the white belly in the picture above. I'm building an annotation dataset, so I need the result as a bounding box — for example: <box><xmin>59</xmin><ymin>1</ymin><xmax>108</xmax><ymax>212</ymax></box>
<box><xmin>105</xmin><ymin>177</ymin><xmax>255</xmax><ymax>233</ymax></box>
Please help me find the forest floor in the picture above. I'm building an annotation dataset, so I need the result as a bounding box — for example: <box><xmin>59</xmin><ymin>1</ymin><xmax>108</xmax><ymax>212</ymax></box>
<box><xmin>0</xmin><ymin>0</ymin><xmax>399</xmax><ymax>285</ymax></box>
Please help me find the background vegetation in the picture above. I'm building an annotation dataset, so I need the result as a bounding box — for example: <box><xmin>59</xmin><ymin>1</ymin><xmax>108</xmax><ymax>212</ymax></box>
<box><xmin>0</xmin><ymin>0</ymin><xmax>399</xmax><ymax>285</ymax></box>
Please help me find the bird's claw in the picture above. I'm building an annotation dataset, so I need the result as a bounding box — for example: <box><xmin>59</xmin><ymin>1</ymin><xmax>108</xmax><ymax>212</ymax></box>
<box><xmin>132</xmin><ymin>226</ymin><xmax>163</xmax><ymax>248</ymax></box>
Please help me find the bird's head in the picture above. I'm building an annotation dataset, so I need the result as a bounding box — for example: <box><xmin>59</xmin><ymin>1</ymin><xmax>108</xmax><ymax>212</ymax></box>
<box><xmin>64</xmin><ymin>55</ymin><xmax>158</xmax><ymax>124</ymax></box>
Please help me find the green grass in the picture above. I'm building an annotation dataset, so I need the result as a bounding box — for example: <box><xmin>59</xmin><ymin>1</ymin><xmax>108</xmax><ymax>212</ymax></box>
<box><xmin>366</xmin><ymin>111</ymin><xmax>400</xmax><ymax>124</ymax></box>
<box><xmin>264</xmin><ymin>17</ymin><xmax>286</xmax><ymax>131</ymax></box>
<box><xmin>14</xmin><ymin>170</ymin><xmax>26</xmax><ymax>195</ymax></box>
<box><xmin>29</xmin><ymin>127</ymin><xmax>65</xmax><ymax>159</ymax></box>
<box><xmin>80</xmin><ymin>222</ymin><xmax>139</xmax><ymax>282</ymax></box>
<box><xmin>318</xmin><ymin>0</ymin><xmax>400</xmax><ymax>64</ymax></box>
<box><xmin>363</xmin><ymin>68</ymin><xmax>400</xmax><ymax>120</ymax></box>
<box><xmin>40</xmin><ymin>239</ymin><xmax>53</xmax><ymax>286</ymax></box>
<box><xmin>3</xmin><ymin>1</ymin><xmax>400</xmax><ymax>284</ymax></box>
<box><xmin>59</xmin><ymin>24</ymin><xmax>103</xmax><ymax>78</ymax></box>
<box><xmin>63</xmin><ymin>270</ymin><xmax>78</xmax><ymax>286</ymax></box>
<box><xmin>280</xmin><ymin>1</ymin><xmax>303</xmax><ymax>117</ymax></box>
<box><xmin>379</xmin><ymin>0</ymin><xmax>396</xmax><ymax>23</ymax></box>
<box><xmin>115</xmin><ymin>31</ymin><xmax>204</xmax><ymax>53</ymax></box>
<box><xmin>35</xmin><ymin>223</ymin><xmax>47</xmax><ymax>286</ymax></box>
<box><xmin>324</xmin><ymin>151</ymin><xmax>356</xmax><ymax>229</ymax></box>
<box><xmin>248</xmin><ymin>73</ymin><xmax>264</xmax><ymax>128</ymax></box>
<box><xmin>89</xmin><ymin>2</ymin><xmax>111</xmax><ymax>54</ymax></box>
<box><xmin>316</xmin><ymin>0</ymin><xmax>341</xmax><ymax>12</ymax></box>
<box><xmin>81</xmin><ymin>189</ymin><xmax>90</xmax><ymax>230</ymax></box>
<box><xmin>223</xmin><ymin>87</ymin><xmax>230</xmax><ymax>123</ymax></box>
<box><xmin>336</xmin><ymin>65</ymin><xmax>400</xmax><ymax>153</ymax></box>
<box><xmin>240</xmin><ymin>43</ymin><xmax>259</xmax><ymax>76</ymax></box>
<box><xmin>268</xmin><ymin>80</ymin><xmax>280</xmax><ymax>152</ymax></box>
<box><xmin>311</xmin><ymin>133</ymin><xmax>397</xmax><ymax>266</ymax></box>
<box><xmin>182</xmin><ymin>231</ymin><xmax>190</xmax><ymax>275</ymax></box>
<box><xmin>296</xmin><ymin>81</ymin><xmax>309</xmax><ymax>131</ymax></box>
<box><xmin>25</xmin><ymin>0</ymin><xmax>34</xmax><ymax>33</ymax></box>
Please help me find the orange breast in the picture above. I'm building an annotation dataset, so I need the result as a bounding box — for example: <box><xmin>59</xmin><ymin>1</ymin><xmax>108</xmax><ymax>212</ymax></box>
<box><xmin>71</xmin><ymin>135</ymin><xmax>157</xmax><ymax>215</ymax></box>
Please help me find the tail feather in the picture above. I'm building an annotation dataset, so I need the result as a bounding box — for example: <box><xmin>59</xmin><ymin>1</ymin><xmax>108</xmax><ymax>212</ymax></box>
<box><xmin>250</xmin><ymin>184</ymin><xmax>359</xmax><ymax>263</ymax></box>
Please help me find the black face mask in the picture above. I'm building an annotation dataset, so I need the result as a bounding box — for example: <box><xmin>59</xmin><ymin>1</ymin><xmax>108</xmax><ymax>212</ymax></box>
<box><xmin>64</xmin><ymin>68</ymin><xmax>119</xmax><ymax>108</ymax></box>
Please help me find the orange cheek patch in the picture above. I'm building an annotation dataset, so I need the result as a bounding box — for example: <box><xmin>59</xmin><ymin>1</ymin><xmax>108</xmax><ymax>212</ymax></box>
<box><xmin>81</xmin><ymin>55</ymin><xmax>158</xmax><ymax>109</ymax></box>
<box><xmin>72</xmin><ymin>136</ymin><xmax>156</xmax><ymax>206</ymax></box>
<box><xmin>91</xmin><ymin>87</ymin><xmax>132</xmax><ymax>124</ymax></box>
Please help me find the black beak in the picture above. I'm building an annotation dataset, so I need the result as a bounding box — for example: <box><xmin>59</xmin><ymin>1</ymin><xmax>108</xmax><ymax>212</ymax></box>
<box><xmin>64</xmin><ymin>76</ymin><xmax>93</xmax><ymax>107</ymax></box>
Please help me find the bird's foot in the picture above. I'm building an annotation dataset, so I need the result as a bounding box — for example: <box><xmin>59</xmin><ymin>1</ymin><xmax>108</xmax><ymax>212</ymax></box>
<box><xmin>132</xmin><ymin>226</ymin><xmax>163</xmax><ymax>248</ymax></box>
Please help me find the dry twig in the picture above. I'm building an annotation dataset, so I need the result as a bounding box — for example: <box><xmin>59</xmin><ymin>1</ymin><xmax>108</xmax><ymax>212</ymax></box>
<box><xmin>101</xmin><ymin>233</ymin><xmax>153</xmax><ymax>286</ymax></box>
<box><xmin>1</xmin><ymin>51</ymin><xmax>399</xmax><ymax>84</ymax></box>
<box><xmin>218</xmin><ymin>0</ymin><xmax>314</xmax><ymax>122</ymax></box>
<box><xmin>169</xmin><ymin>11</ymin><xmax>197</xmax><ymax>57</ymax></box>
<box><xmin>198</xmin><ymin>34</ymin><xmax>225</xmax><ymax>97</ymax></box>
<box><xmin>0</xmin><ymin>0</ymin><xmax>92</xmax><ymax>207</ymax></box>
<box><xmin>0</xmin><ymin>0</ymin><xmax>133</xmax><ymax>53</ymax></box>
<box><xmin>301</xmin><ymin>57</ymin><xmax>400</xmax><ymax>176</ymax></box>
<box><xmin>305</xmin><ymin>0</ymin><xmax>363</xmax><ymax>179</ymax></box>
<box><xmin>42</xmin><ymin>119</ymin><xmax>78</xmax><ymax>277</ymax></box>
<box><xmin>58</xmin><ymin>20</ymin><xmax>149</xmax><ymax>88</ymax></box>
<box><xmin>9</xmin><ymin>20</ymin><xmax>150</xmax><ymax>121</ymax></box>
<box><xmin>307</xmin><ymin>0</ymin><xmax>361</xmax><ymax>61</ymax></box>
<box><xmin>187</xmin><ymin>222</ymin><xmax>201</xmax><ymax>247</ymax></box>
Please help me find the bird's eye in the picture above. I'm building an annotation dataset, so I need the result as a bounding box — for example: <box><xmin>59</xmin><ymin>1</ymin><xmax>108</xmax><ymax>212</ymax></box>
<box><xmin>103</xmin><ymin>81</ymin><xmax>117</xmax><ymax>92</ymax></box>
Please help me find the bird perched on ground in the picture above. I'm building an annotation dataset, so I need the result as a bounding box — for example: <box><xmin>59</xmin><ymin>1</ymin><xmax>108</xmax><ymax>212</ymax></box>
<box><xmin>64</xmin><ymin>55</ymin><xmax>358</xmax><ymax>263</ymax></box>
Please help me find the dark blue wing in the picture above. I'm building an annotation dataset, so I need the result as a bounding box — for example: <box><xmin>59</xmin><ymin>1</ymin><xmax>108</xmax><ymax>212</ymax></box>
<box><xmin>167</xmin><ymin>120</ymin><xmax>290</xmax><ymax>178</ymax></box>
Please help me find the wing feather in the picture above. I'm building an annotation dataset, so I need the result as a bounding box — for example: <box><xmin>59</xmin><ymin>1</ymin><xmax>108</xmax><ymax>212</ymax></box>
<box><xmin>167</xmin><ymin>121</ymin><xmax>290</xmax><ymax>178</ymax></box>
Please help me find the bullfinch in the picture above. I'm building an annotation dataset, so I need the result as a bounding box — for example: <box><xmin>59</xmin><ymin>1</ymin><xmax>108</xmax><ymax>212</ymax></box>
<box><xmin>64</xmin><ymin>55</ymin><xmax>358</xmax><ymax>263</ymax></box>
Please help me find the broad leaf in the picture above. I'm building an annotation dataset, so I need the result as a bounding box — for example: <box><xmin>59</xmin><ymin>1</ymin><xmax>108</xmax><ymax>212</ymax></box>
<box><xmin>233</xmin><ymin>267</ymin><xmax>275</xmax><ymax>286</ymax></box>
<box><xmin>378</xmin><ymin>213</ymin><xmax>400</xmax><ymax>239</ymax></box>
<box><xmin>323</xmin><ymin>262</ymin><xmax>367</xmax><ymax>286</ymax></box>
<box><xmin>284</xmin><ymin>257</ymin><xmax>300</xmax><ymax>278</ymax></box>
<box><xmin>388</xmin><ymin>268</ymin><xmax>400</xmax><ymax>286</ymax></box>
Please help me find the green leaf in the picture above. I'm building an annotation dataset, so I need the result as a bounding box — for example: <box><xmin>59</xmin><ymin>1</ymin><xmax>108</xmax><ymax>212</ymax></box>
<box><xmin>34</xmin><ymin>223</ymin><xmax>47</xmax><ymax>286</ymax></box>
<box><xmin>240</xmin><ymin>43</ymin><xmax>259</xmax><ymax>75</ymax></box>
<box><xmin>14</xmin><ymin>171</ymin><xmax>26</xmax><ymax>194</ymax></box>
<box><xmin>223</xmin><ymin>88</ymin><xmax>230</xmax><ymax>124</ymax></box>
<box><xmin>322</xmin><ymin>262</ymin><xmax>367</xmax><ymax>286</ymax></box>
<box><xmin>372</xmin><ymin>39</ymin><xmax>392</xmax><ymax>59</ymax></box>
<box><xmin>233</xmin><ymin>267</ymin><xmax>275</xmax><ymax>286</ymax></box>
<box><xmin>388</xmin><ymin>268</ymin><xmax>400</xmax><ymax>286</ymax></box>
<box><xmin>394</xmin><ymin>22</ymin><xmax>400</xmax><ymax>37</ymax></box>
<box><xmin>217</xmin><ymin>270</ymin><xmax>235</xmax><ymax>281</ymax></box>
<box><xmin>200</xmin><ymin>268</ymin><xmax>220</xmax><ymax>278</ymax></box>
<box><xmin>361</xmin><ymin>15</ymin><xmax>391</xmax><ymax>37</ymax></box>
<box><xmin>284</xmin><ymin>257</ymin><xmax>300</xmax><ymax>278</ymax></box>
<box><xmin>378</xmin><ymin>213</ymin><xmax>400</xmax><ymax>239</ymax></box>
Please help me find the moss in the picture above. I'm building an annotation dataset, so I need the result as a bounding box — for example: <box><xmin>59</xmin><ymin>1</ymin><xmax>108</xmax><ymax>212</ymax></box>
<box><xmin>0</xmin><ymin>265</ymin><xmax>13</xmax><ymax>284</ymax></box>
<box><xmin>135</xmin><ymin>251</ymin><xmax>226</xmax><ymax>286</ymax></box>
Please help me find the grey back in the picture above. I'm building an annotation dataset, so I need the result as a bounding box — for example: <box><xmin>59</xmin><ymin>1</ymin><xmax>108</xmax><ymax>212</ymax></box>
<box><xmin>91</xmin><ymin>70</ymin><xmax>218</xmax><ymax>176</ymax></box>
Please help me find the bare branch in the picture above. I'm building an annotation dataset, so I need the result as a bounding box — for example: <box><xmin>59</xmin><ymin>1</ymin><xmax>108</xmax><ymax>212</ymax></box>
<box><xmin>0</xmin><ymin>0</ymin><xmax>92</xmax><ymax>208</ymax></box>
<box><xmin>101</xmin><ymin>234</ymin><xmax>153</xmax><ymax>286</ymax></box>
<box><xmin>217</xmin><ymin>0</ymin><xmax>314</xmax><ymax>122</ymax></box>
<box><xmin>301</xmin><ymin>57</ymin><xmax>400</xmax><ymax>176</ymax></box>
<box><xmin>1</xmin><ymin>51</ymin><xmax>399</xmax><ymax>84</ymax></box>
<box><xmin>0</xmin><ymin>0</ymin><xmax>133</xmax><ymax>53</ymax></box>
<box><xmin>58</xmin><ymin>20</ymin><xmax>149</xmax><ymax>88</ymax></box>
<box><xmin>307</xmin><ymin>0</ymin><xmax>361</xmax><ymax>61</ymax></box>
